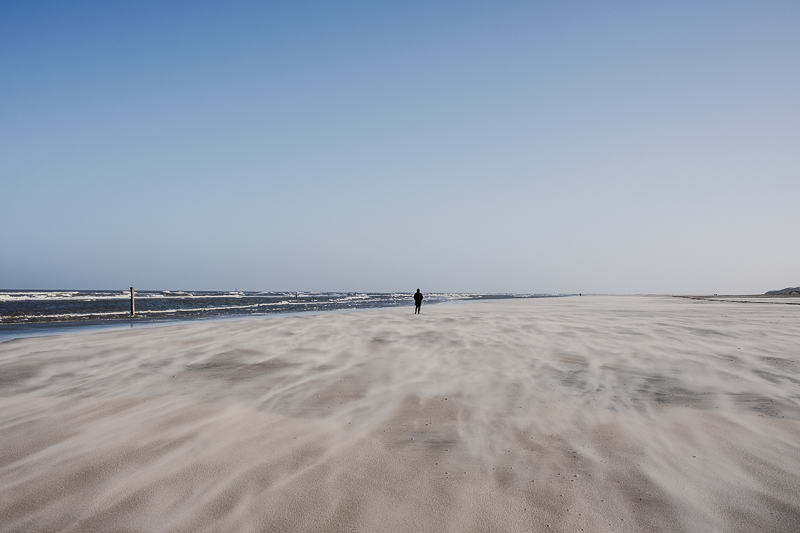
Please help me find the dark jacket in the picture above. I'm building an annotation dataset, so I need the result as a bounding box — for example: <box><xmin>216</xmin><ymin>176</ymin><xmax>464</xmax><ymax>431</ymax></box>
<box><xmin>414</xmin><ymin>291</ymin><xmax>423</xmax><ymax>305</ymax></box>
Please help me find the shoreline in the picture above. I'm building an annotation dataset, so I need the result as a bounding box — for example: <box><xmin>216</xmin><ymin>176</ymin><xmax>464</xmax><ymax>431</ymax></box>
<box><xmin>4</xmin><ymin>291</ymin><xmax>798</xmax><ymax>344</ymax></box>
<box><xmin>0</xmin><ymin>295</ymin><xmax>557</xmax><ymax>344</ymax></box>
<box><xmin>0</xmin><ymin>305</ymin><xmax>383</xmax><ymax>345</ymax></box>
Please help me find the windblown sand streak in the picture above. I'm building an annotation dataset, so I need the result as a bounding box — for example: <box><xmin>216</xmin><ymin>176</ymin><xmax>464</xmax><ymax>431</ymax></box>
<box><xmin>1</xmin><ymin>296</ymin><xmax>799</xmax><ymax>532</ymax></box>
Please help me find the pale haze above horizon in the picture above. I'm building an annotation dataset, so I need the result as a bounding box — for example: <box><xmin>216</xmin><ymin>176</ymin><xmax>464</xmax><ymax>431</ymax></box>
<box><xmin>2</xmin><ymin>1</ymin><xmax>798</xmax><ymax>295</ymax></box>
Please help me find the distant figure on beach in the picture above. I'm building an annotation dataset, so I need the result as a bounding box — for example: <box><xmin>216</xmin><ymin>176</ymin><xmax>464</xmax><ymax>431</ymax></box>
<box><xmin>413</xmin><ymin>289</ymin><xmax>423</xmax><ymax>314</ymax></box>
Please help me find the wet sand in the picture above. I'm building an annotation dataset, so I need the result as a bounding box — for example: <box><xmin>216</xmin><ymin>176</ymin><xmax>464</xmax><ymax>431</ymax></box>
<box><xmin>1</xmin><ymin>296</ymin><xmax>799</xmax><ymax>532</ymax></box>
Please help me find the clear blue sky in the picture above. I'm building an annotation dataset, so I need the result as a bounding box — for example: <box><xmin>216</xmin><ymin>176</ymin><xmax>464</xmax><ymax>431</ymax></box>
<box><xmin>2</xmin><ymin>1</ymin><xmax>798</xmax><ymax>294</ymax></box>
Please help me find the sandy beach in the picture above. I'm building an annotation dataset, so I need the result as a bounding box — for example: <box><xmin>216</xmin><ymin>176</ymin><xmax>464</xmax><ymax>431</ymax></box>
<box><xmin>1</xmin><ymin>296</ymin><xmax>799</xmax><ymax>532</ymax></box>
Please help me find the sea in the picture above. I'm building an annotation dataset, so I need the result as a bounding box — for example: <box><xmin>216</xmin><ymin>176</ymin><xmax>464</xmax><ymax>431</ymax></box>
<box><xmin>0</xmin><ymin>289</ymin><xmax>561</xmax><ymax>343</ymax></box>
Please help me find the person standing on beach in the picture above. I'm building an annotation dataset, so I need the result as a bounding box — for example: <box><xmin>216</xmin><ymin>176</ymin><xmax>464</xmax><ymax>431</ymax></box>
<box><xmin>413</xmin><ymin>289</ymin><xmax>423</xmax><ymax>314</ymax></box>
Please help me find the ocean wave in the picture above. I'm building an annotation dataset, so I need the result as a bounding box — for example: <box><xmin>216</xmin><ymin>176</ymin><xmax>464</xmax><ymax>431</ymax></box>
<box><xmin>0</xmin><ymin>290</ymin><xmax>556</xmax><ymax>326</ymax></box>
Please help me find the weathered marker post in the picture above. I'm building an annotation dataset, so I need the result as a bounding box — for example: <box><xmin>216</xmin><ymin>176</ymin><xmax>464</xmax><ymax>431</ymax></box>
<box><xmin>130</xmin><ymin>287</ymin><xmax>135</xmax><ymax>316</ymax></box>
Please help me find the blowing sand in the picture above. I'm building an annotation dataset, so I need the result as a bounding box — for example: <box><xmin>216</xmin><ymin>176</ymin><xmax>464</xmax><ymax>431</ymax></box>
<box><xmin>1</xmin><ymin>296</ymin><xmax>799</xmax><ymax>532</ymax></box>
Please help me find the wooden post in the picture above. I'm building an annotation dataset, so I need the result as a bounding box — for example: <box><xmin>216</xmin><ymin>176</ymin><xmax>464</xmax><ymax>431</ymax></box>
<box><xmin>130</xmin><ymin>287</ymin><xmax>135</xmax><ymax>316</ymax></box>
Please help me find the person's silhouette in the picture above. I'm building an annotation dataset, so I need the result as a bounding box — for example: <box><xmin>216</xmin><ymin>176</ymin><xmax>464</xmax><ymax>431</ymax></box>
<box><xmin>413</xmin><ymin>289</ymin><xmax>423</xmax><ymax>314</ymax></box>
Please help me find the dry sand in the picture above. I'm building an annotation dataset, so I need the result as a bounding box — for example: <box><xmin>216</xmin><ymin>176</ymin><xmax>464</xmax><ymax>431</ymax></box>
<box><xmin>1</xmin><ymin>296</ymin><xmax>799</xmax><ymax>532</ymax></box>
